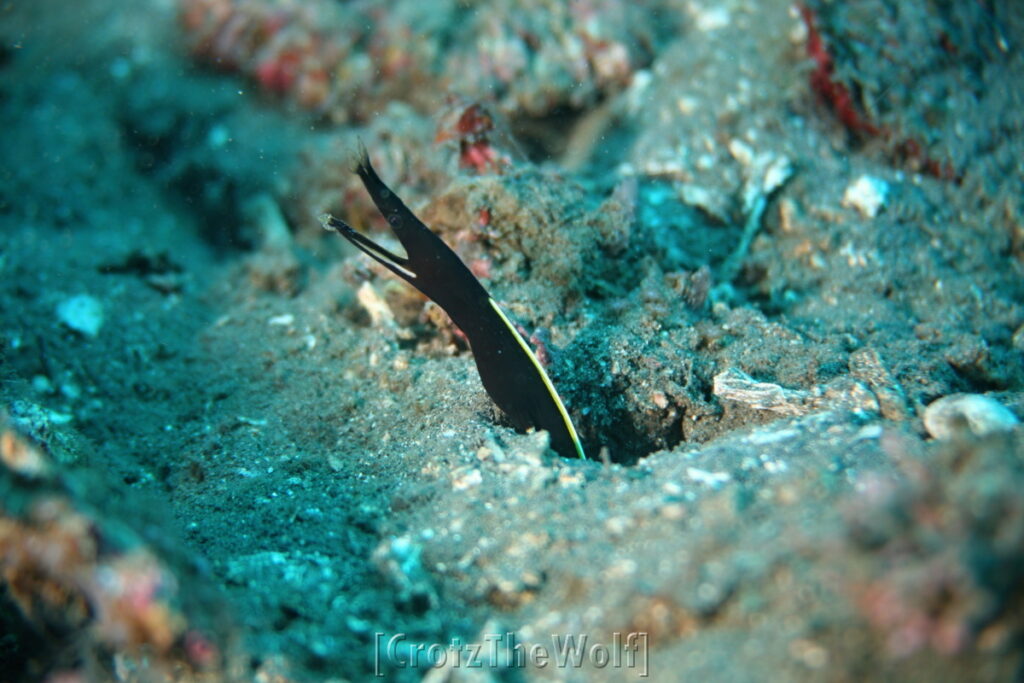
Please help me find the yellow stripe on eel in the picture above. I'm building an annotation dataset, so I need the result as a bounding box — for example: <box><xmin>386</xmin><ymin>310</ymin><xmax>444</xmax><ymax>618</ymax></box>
<box><xmin>488</xmin><ymin>298</ymin><xmax>586</xmax><ymax>460</ymax></box>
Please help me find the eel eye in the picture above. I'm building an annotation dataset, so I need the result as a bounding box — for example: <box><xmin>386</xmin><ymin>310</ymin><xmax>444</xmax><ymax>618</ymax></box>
<box><xmin>388</xmin><ymin>214</ymin><xmax>401</xmax><ymax>226</ymax></box>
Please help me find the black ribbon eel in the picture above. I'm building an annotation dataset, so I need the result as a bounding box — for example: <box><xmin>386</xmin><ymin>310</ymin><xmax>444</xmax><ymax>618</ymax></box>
<box><xmin>320</xmin><ymin>149</ymin><xmax>586</xmax><ymax>459</ymax></box>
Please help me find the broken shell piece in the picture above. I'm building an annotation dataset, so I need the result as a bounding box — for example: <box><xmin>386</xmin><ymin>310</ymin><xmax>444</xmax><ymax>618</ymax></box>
<box><xmin>713</xmin><ymin>369</ymin><xmax>879</xmax><ymax>418</ymax></box>
<box><xmin>731</xmin><ymin>144</ymin><xmax>793</xmax><ymax>214</ymax></box>
<box><xmin>679</xmin><ymin>184</ymin><xmax>730</xmax><ymax>223</ymax></box>
<box><xmin>691</xmin><ymin>5</ymin><xmax>730</xmax><ymax>31</ymax></box>
<box><xmin>1</xmin><ymin>427</ymin><xmax>52</xmax><ymax>478</ymax></box>
<box><xmin>687</xmin><ymin>466</ymin><xmax>731</xmax><ymax>489</ymax></box>
<box><xmin>922</xmin><ymin>394</ymin><xmax>1019</xmax><ymax>440</ymax></box>
<box><xmin>713</xmin><ymin>368</ymin><xmax>808</xmax><ymax>416</ymax></box>
<box><xmin>451</xmin><ymin>467</ymin><xmax>483</xmax><ymax>491</ymax></box>
<box><xmin>356</xmin><ymin>281</ymin><xmax>396</xmax><ymax>329</ymax></box>
<box><xmin>842</xmin><ymin>175</ymin><xmax>889</xmax><ymax>218</ymax></box>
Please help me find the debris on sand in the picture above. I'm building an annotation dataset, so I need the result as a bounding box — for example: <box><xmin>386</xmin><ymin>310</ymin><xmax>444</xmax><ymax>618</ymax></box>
<box><xmin>3</xmin><ymin>0</ymin><xmax>1024</xmax><ymax>679</ymax></box>
<box><xmin>56</xmin><ymin>294</ymin><xmax>104</xmax><ymax>338</ymax></box>
<box><xmin>923</xmin><ymin>394</ymin><xmax>1019</xmax><ymax>440</ymax></box>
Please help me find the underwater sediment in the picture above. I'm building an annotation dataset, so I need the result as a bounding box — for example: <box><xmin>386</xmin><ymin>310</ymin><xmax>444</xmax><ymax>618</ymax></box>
<box><xmin>1</xmin><ymin>0</ymin><xmax>1023</xmax><ymax>680</ymax></box>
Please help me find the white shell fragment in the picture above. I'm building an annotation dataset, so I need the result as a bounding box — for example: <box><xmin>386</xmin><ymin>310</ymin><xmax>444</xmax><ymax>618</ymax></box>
<box><xmin>712</xmin><ymin>368</ymin><xmax>883</xmax><ymax>418</ymax></box>
<box><xmin>923</xmin><ymin>394</ymin><xmax>1019</xmax><ymax>440</ymax></box>
<box><xmin>268</xmin><ymin>313</ymin><xmax>295</xmax><ymax>326</ymax></box>
<box><xmin>687</xmin><ymin>466</ymin><xmax>731</xmax><ymax>489</ymax></box>
<box><xmin>451</xmin><ymin>467</ymin><xmax>483</xmax><ymax>491</ymax></box>
<box><xmin>56</xmin><ymin>294</ymin><xmax>104</xmax><ymax>337</ymax></box>
<box><xmin>356</xmin><ymin>281</ymin><xmax>396</xmax><ymax>329</ymax></box>
<box><xmin>1</xmin><ymin>427</ymin><xmax>52</xmax><ymax>479</ymax></box>
<box><xmin>690</xmin><ymin>5</ymin><xmax>730</xmax><ymax>32</ymax></box>
<box><xmin>713</xmin><ymin>368</ymin><xmax>808</xmax><ymax>416</ymax></box>
<box><xmin>842</xmin><ymin>175</ymin><xmax>889</xmax><ymax>218</ymax></box>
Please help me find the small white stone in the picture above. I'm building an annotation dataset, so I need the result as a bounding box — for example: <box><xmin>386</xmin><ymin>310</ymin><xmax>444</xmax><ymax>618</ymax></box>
<box><xmin>56</xmin><ymin>295</ymin><xmax>104</xmax><ymax>337</ymax></box>
<box><xmin>662</xmin><ymin>481</ymin><xmax>684</xmax><ymax>496</ymax></box>
<box><xmin>660</xmin><ymin>503</ymin><xmax>686</xmax><ymax>520</ymax></box>
<box><xmin>854</xmin><ymin>424</ymin><xmax>884</xmax><ymax>441</ymax></box>
<box><xmin>762</xmin><ymin>156</ymin><xmax>794</xmax><ymax>195</ymax></box>
<box><xmin>451</xmin><ymin>467</ymin><xmax>482</xmax><ymax>491</ymax></box>
<box><xmin>676</xmin><ymin>95</ymin><xmax>698</xmax><ymax>115</ymax></box>
<box><xmin>32</xmin><ymin>375</ymin><xmax>54</xmax><ymax>394</ymax></box>
<box><xmin>692</xmin><ymin>5</ymin><xmax>730</xmax><ymax>31</ymax></box>
<box><xmin>728</xmin><ymin>139</ymin><xmax>755</xmax><ymax>167</ymax></box>
<box><xmin>604</xmin><ymin>516</ymin><xmax>631</xmax><ymax>536</ymax></box>
<box><xmin>357</xmin><ymin>281</ymin><xmax>395</xmax><ymax>329</ymax></box>
<box><xmin>923</xmin><ymin>394</ymin><xmax>1019</xmax><ymax>440</ymax></box>
<box><xmin>268</xmin><ymin>313</ymin><xmax>294</xmax><ymax>326</ymax></box>
<box><xmin>557</xmin><ymin>470</ymin><xmax>584</xmax><ymax>488</ymax></box>
<box><xmin>842</xmin><ymin>175</ymin><xmax>889</xmax><ymax>218</ymax></box>
<box><xmin>687</xmin><ymin>466</ymin><xmax>731</xmax><ymax>489</ymax></box>
<box><xmin>713</xmin><ymin>368</ymin><xmax>807</xmax><ymax>416</ymax></box>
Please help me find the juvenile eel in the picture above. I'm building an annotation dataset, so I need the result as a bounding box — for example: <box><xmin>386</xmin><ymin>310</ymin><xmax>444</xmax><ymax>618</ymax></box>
<box><xmin>321</xmin><ymin>148</ymin><xmax>586</xmax><ymax>460</ymax></box>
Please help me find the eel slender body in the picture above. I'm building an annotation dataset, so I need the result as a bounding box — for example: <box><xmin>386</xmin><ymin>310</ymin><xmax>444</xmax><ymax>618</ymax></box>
<box><xmin>322</xmin><ymin>150</ymin><xmax>586</xmax><ymax>460</ymax></box>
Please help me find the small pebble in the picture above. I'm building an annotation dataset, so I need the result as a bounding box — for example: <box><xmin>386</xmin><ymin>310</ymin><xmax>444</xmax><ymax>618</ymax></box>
<box><xmin>451</xmin><ymin>467</ymin><xmax>482</xmax><ymax>491</ymax></box>
<box><xmin>268</xmin><ymin>313</ymin><xmax>294</xmax><ymax>326</ymax></box>
<box><xmin>659</xmin><ymin>503</ymin><xmax>686</xmax><ymax>520</ymax></box>
<box><xmin>32</xmin><ymin>375</ymin><xmax>54</xmax><ymax>394</ymax></box>
<box><xmin>56</xmin><ymin>294</ymin><xmax>104</xmax><ymax>337</ymax></box>
<box><xmin>1</xmin><ymin>429</ymin><xmax>52</xmax><ymax>478</ymax></box>
<box><xmin>357</xmin><ymin>281</ymin><xmax>395</xmax><ymax>328</ymax></box>
<box><xmin>687</xmin><ymin>466</ymin><xmax>731</xmax><ymax>489</ymax></box>
<box><xmin>692</xmin><ymin>5</ymin><xmax>730</xmax><ymax>31</ymax></box>
<box><xmin>923</xmin><ymin>394</ymin><xmax>1019</xmax><ymax>440</ymax></box>
<box><xmin>842</xmin><ymin>175</ymin><xmax>889</xmax><ymax>218</ymax></box>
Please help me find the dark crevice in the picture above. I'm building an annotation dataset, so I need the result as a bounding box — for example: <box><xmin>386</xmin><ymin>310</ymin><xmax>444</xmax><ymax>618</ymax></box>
<box><xmin>0</xmin><ymin>42</ymin><xmax>13</xmax><ymax>70</ymax></box>
<box><xmin>0</xmin><ymin>584</ymin><xmax>80</xmax><ymax>682</ymax></box>
<box><xmin>559</xmin><ymin>324</ymin><xmax>685</xmax><ymax>466</ymax></box>
<box><xmin>119</xmin><ymin>114</ymin><xmax>255</xmax><ymax>251</ymax></box>
<box><xmin>509</xmin><ymin>105</ymin><xmax>589</xmax><ymax>163</ymax></box>
<box><xmin>112</xmin><ymin>71</ymin><xmax>298</xmax><ymax>253</ymax></box>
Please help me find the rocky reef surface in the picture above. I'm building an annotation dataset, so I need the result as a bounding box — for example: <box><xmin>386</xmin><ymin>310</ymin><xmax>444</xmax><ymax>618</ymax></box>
<box><xmin>1</xmin><ymin>0</ymin><xmax>1022</xmax><ymax>680</ymax></box>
